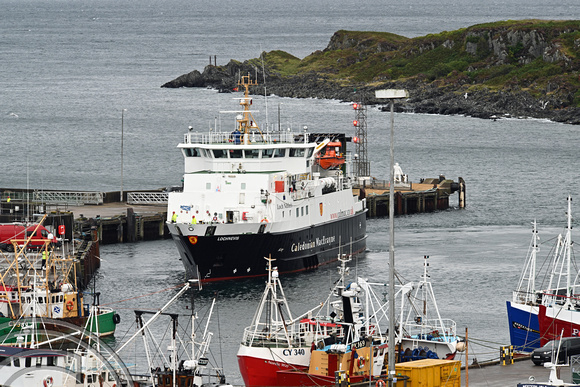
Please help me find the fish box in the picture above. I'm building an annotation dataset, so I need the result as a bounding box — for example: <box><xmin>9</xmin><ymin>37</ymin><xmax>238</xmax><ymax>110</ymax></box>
<box><xmin>394</xmin><ymin>359</ymin><xmax>461</xmax><ymax>387</ymax></box>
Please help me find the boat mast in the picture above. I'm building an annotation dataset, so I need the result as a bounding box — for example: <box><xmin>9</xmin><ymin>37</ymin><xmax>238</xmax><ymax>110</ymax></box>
<box><xmin>237</xmin><ymin>74</ymin><xmax>260</xmax><ymax>145</ymax></box>
<box><xmin>565</xmin><ymin>196</ymin><xmax>572</xmax><ymax>309</ymax></box>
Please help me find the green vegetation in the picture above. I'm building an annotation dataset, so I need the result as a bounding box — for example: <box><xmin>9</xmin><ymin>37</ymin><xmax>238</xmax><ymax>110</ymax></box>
<box><xmin>259</xmin><ymin>20</ymin><xmax>580</xmax><ymax>106</ymax></box>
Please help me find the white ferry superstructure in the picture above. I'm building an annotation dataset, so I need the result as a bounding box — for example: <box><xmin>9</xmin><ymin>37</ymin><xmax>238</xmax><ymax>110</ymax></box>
<box><xmin>166</xmin><ymin>75</ymin><xmax>367</xmax><ymax>281</ymax></box>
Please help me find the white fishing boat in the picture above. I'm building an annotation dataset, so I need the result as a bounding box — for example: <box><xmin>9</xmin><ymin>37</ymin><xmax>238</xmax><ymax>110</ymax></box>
<box><xmin>166</xmin><ymin>74</ymin><xmax>367</xmax><ymax>282</ymax></box>
<box><xmin>237</xmin><ymin>255</ymin><xmax>391</xmax><ymax>387</ymax></box>
<box><xmin>116</xmin><ymin>280</ymin><xmax>232</xmax><ymax>387</ymax></box>
<box><xmin>0</xmin><ymin>317</ymin><xmax>132</xmax><ymax>387</ymax></box>
<box><xmin>397</xmin><ymin>255</ymin><xmax>464</xmax><ymax>361</ymax></box>
<box><xmin>0</xmin><ymin>235</ymin><xmax>119</xmax><ymax>337</ymax></box>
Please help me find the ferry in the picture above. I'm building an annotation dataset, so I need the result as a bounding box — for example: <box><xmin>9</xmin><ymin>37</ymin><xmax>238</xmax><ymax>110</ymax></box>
<box><xmin>166</xmin><ymin>75</ymin><xmax>367</xmax><ymax>281</ymax></box>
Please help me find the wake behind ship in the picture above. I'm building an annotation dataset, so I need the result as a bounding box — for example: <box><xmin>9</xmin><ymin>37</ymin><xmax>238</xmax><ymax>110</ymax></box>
<box><xmin>166</xmin><ymin>75</ymin><xmax>367</xmax><ymax>281</ymax></box>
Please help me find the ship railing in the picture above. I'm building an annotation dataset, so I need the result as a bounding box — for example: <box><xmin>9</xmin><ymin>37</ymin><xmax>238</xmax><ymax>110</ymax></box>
<box><xmin>512</xmin><ymin>289</ymin><xmax>539</xmax><ymax>305</ymax></box>
<box><xmin>241</xmin><ymin>324</ymin><xmax>304</xmax><ymax>348</ymax></box>
<box><xmin>127</xmin><ymin>192</ymin><xmax>169</xmax><ymax>205</ymax></box>
<box><xmin>184</xmin><ymin>131</ymin><xmax>309</xmax><ymax>145</ymax></box>
<box><xmin>403</xmin><ymin>318</ymin><xmax>457</xmax><ymax>340</ymax></box>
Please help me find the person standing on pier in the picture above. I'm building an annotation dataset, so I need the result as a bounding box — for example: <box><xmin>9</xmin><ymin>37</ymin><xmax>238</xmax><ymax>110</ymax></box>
<box><xmin>41</xmin><ymin>250</ymin><xmax>47</xmax><ymax>269</ymax></box>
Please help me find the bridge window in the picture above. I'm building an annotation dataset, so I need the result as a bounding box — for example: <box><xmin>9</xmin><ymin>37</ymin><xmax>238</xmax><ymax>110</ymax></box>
<box><xmin>245</xmin><ymin>149</ymin><xmax>260</xmax><ymax>158</ymax></box>
<box><xmin>229</xmin><ymin>149</ymin><xmax>243</xmax><ymax>158</ymax></box>
<box><xmin>212</xmin><ymin>149</ymin><xmax>228</xmax><ymax>158</ymax></box>
<box><xmin>185</xmin><ymin>148</ymin><xmax>201</xmax><ymax>157</ymax></box>
<box><xmin>290</xmin><ymin>148</ymin><xmax>305</xmax><ymax>157</ymax></box>
<box><xmin>273</xmin><ymin>148</ymin><xmax>286</xmax><ymax>158</ymax></box>
<box><xmin>307</xmin><ymin>148</ymin><xmax>314</xmax><ymax>158</ymax></box>
<box><xmin>262</xmin><ymin>149</ymin><xmax>274</xmax><ymax>158</ymax></box>
<box><xmin>13</xmin><ymin>358</ymin><xmax>19</xmax><ymax>367</ymax></box>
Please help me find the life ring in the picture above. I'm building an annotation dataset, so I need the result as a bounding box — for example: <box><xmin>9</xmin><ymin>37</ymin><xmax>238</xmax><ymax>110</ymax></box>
<box><xmin>43</xmin><ymin>376</ymin><xmax>53</xmax><ymax>387</ymax></box>
<box><xmin>213</xmin><ymin>216</ymin><xmax>218</xmax><ymax>221</ymax></box>
<box><xmin>66</xmin><ymin>301</ymin><xmax>74</xmax><ymax>311</ymax></box>
<box><xmin>375</xmin><ymin>379</ymin><xmax>385</xmax><ymax>387</ymax></box>
<box><xmin>358</xmin><ymin>356</ymin><xmax>365</xmax><ymax>369</ymax></box>
<box><xmin>261</xmin><ymin>218</ymin><xmax>269</xmax><ymax>223</ymax></box>
<box><xmin>113</xmin><ymin>313</ymin><xmax>121</xmax><ymax>324</ymax></box>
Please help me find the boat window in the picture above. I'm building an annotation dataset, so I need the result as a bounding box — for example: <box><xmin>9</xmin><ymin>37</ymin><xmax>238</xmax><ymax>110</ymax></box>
<box><xmin>36</xmin><ymin>357</ymin><xmax>42</xmax><ymax>367</ymax></box>
<box><xmin>38</xmin><ymin>297</ymin><xmax>44</xmax><ymax>304</ymax></box>
<box><xmin>301</xmin><ymin>207</ymin><xmax>304</xmax><ymax>216</ymax></box>
<box><xmin>25</xmin><ymin>357</ymin><xmax>31</xmax><ymax>367</ymax></box>
<box><xmin>200</xmin><ymin>148</ymin><xmax>210</xmax><ymax>158</ymax></box>
<box><xmin>306</xmin><ymin>206</ymin><xmax>309</xmax><ymax>215</ymax></box>
<box><xmin>47</xmin><ymin>357</ymin><xmax>55</xmax><ymax>367</ymax></box>
<box><xmin>185</xmin><ymin>148</ymin><xmax>201</xmax><ymax>157</ymax></box>
<box><xmin>212</xmin><ymin>149</ymin><xmax>228</xmax><ymax>158</ymax></box>
<box><xmin>206</xmin><ymin>183</ymin><xmax>211</xmax><ymax>190</ymax></box>
<box><xmin>60</xmin><ymin>295</ymin><xmax>63</xmax><ymax>302</ymax></box>
<box><xmin>229</xmin><ymin>149</ymin><xmax>243</xmax><ymax>158</ymax></box>
<box><xmin>13</xmin><ymin>358</ymin><xmax>19</xmax><ymax>367</ymax></box>
<box><xmin>244</xmin><ymin>149</ymin><xmax>260</xmax><ymax>158</ymax></box>
<box><xmin>241</xmin><ymin>183</ymin><xmax>246</xmax><ymax>190</ymax></box>
<box><xmin>273</xmin><ymin>148</ymin><xmax>286</xmax><ymax>158</ymax></box>
<box><xmin>290</xmin><ymin>148</ymin><xmax>305</xmax><ymax>157</ymax></box>
<box><xmin>262</xmin><ymin>148</ymin><xmax>274</xmax><ymax>158</ymax></box>
<box><xmin>296</xmin><ymin>208</ymin><xmax>299</xmax><ymax>217</ymax></box>
<box><xmin>307</xmin><ymin>148</ymin><xmax>314</xmax><ymax>158</ymax></box>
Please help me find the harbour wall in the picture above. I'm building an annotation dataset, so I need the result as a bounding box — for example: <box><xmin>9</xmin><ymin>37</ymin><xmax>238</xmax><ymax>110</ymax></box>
<box><xmin>0</xmin><ymin>178</ymin><xmax>465</xmax><ymax>245</ymax></box>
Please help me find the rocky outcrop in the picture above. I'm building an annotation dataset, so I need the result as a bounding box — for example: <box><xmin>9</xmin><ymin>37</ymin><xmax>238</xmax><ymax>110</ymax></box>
<box><xmin>162</xmin><ymin>22</ymin><xmax>580</xmax><ymax>124</ymax></box>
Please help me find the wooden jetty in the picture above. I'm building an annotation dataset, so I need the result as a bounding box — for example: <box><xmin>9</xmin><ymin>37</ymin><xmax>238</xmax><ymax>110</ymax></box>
<box><xmin>355</xmin><ymin>176</ymin><xmax>466</xmax><ymax>217</ymax></box>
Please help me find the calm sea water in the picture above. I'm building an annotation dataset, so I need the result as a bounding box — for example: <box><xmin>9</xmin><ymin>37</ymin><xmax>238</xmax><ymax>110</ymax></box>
<box><xmin>3</xmin><ymin>0</ymin><xmax>580</xmax><ymax>384</ymax></box>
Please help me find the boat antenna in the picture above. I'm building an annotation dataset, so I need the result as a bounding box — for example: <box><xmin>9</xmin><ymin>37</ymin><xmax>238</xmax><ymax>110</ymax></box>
<box><xmin>260</xmin><ymin>47</ymin><xmax>269</xmax><ymax>133</ymax></box>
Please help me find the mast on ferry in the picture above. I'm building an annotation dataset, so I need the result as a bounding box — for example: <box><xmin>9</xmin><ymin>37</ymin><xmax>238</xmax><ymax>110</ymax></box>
<box><xmin>235</xmin><ymin>74</ymin><xmax>260</xmax><ymax>145</ymax></box>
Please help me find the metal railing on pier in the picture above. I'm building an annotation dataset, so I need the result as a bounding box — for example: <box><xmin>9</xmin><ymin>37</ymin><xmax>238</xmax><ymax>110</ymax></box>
<box><xmin>33</xmin><ymin>190</ymin><xmax>104</xmax><ymax>205</ymax></box>
<box><xmin>127</xmin><ymin>192</ymin><xmax>168</xmax><ymax>205</ymax></box>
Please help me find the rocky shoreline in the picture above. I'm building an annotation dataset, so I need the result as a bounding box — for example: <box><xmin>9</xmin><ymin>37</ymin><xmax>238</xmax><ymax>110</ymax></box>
<box><xmin>162</xmin><ymin>22</ymin><xmax>580</xmax><ymax>125</ymax></box>
<box><xmin>162</xmin><ymin>65</ymin><xmax>580</xmax><ymax>124</ymax></box>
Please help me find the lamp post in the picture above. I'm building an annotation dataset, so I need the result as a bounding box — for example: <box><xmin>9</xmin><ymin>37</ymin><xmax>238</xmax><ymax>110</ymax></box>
<box><xmin>374</xmin><ymin>89</ymin><xmax>408</xmax><ymax>386</ymax></box>
<box><xmin>121</xmin><ymin>109</ymin><xmax>127</xmax><ymax>202</ymax></box>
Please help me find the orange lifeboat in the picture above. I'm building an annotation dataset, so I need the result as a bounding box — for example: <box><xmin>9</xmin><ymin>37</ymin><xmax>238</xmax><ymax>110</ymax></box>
<box><xmin>316</xmin><ymin>141</ymin><xmax>345</xmax><ymax>169</ymax></box>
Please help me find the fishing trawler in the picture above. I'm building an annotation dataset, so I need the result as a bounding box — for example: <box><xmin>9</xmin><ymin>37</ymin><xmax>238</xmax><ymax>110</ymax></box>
<box><xmin>0</xmin><ymin>229</ymin><xmax>119</xmax><ymax>337</ymax></box>
<box><xmin>237</xmin><ymin>255</ymin><xmax>390</xmax><ymax>387</ymax></box>
<box><xmin>166</xmin><ymin>74</ymin><xmax>367</xmax><ymax>281</ymax></box>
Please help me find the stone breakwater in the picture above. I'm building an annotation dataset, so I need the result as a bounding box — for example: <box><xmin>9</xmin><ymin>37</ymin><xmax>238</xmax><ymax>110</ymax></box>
<box><xmin>162</xmin><ymin>65</ymin><xmax>580</xmax><ymax>124</ymax></box>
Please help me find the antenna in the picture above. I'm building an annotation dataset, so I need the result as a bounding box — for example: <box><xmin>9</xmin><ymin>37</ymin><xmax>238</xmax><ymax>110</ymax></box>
<box><xmin>260</xmin><ymin>47</ymin><xmax>269</xmax><ymax>133</ymax></box>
